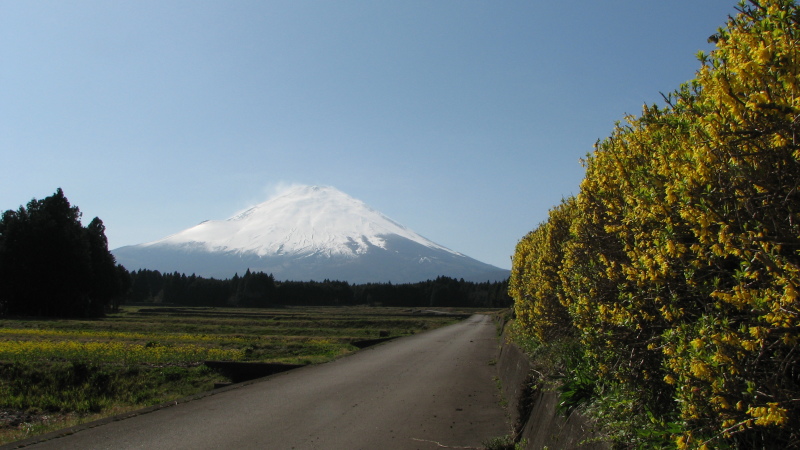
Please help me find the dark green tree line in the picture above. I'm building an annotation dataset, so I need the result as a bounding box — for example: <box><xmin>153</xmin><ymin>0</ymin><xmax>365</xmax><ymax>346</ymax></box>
<box><xmin>123</xmin><ymin>270</ymin><xmax>510</xmax><ymax>308</ymax></box>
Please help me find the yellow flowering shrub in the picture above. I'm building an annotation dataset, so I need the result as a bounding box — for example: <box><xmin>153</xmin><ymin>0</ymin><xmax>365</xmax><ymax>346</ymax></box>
<box><xmin>510</xmin><ymin>1</ymin><xmax>800</xmax><ymax>447</ymax></box>
<box><xmin>509</xmin><ymin>198</ymin><xmax>575</xmax><ymax>343</ymax></box>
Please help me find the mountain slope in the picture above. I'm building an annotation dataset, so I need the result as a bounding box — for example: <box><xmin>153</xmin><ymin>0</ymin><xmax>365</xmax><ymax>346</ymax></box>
<box><xmin>112</xmin><ymin>185</ymin><xmax>509</xmax><ymax>283</ymax></box>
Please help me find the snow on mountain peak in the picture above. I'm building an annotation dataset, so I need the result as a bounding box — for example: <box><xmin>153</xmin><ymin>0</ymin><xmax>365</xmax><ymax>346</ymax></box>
<box><xmin>144</xmin><ymin>185</ymin><xmax>460</xmax><ymax>258</ymax></box>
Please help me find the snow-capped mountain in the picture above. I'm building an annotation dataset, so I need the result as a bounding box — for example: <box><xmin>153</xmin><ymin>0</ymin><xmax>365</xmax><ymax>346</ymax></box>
<box><xmin>112</xmin><ymin>185</ymin><xmax>509</xmax><ymax>283</ymax></box>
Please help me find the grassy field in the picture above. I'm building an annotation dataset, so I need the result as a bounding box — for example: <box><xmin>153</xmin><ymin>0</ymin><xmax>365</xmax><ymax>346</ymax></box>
<box><xmin>0</xmin><ymin>305</ymin><xmax>484</xmax><ymax>445</ymax></box>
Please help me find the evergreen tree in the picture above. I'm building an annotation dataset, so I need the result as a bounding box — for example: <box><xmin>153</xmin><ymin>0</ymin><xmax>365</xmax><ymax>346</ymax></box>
<box><xmin>0</xmin><ymin>189</ymin><xmax>123</xmax><ymax>317</ymax></box>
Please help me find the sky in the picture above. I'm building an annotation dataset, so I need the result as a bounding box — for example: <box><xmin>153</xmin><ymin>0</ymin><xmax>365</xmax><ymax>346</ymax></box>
<box><xmin>1</xmin><ymin>1</ymin><xmax>740</xmax><ymax>271</ymax></box>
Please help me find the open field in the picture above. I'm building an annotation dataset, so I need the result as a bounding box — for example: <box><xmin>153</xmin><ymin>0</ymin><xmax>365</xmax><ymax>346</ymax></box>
<box><xmin>0</xmin><ymin>305</ymin><xmax>488</xmax><ymax>445</ymax></box>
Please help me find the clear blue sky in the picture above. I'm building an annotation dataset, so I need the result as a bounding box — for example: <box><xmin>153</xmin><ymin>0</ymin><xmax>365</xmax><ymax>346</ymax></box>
<box><xmin>2</xmin><ymin>1</ymin><xmax>739</xmax><ymax>270</ymax></box>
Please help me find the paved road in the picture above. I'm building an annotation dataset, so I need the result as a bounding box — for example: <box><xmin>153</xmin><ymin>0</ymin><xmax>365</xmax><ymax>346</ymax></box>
<box><xmin>12</xmin><ymin>315</ymin><xmax>509</xmax><ymax>450</ymax></box>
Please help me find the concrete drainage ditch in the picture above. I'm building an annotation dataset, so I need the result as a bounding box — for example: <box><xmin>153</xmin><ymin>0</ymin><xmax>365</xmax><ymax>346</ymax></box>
<box><xmin>495</xmin><ymin>332</ymin><xmax>609</xmax><ymax>450</ymax></box>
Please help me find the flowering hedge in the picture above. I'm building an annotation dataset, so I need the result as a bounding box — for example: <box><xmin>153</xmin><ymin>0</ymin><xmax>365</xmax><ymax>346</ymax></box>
<box><xmin>510</xmin><ymin>1</ymin><xmax>800</xmax><ymax>447</ymax></box>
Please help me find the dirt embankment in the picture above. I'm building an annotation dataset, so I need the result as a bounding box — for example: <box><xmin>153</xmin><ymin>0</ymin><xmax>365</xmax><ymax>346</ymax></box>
<box><xmin>496</xmin><ymin>330</ymin><xmax>609</xmax><ymax>450</ymax></box>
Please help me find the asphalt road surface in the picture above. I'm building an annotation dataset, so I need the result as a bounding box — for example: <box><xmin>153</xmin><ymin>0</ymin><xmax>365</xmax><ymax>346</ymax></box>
<box><xmin>11</xmin><ymin>314</ymin><xmax>509</xmax><ymax>450</ymax></box>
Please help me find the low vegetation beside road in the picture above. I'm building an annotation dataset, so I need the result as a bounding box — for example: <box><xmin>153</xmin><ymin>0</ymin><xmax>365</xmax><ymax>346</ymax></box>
<box><xmin>0</xmin><ymin>305</ymin><xmax>481</xmax><ymax>445</ymax></box>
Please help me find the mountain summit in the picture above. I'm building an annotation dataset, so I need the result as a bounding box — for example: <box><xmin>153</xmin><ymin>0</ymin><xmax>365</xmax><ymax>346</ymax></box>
<box><xmin>112</xmin><ymin>185</ymin><xmax>509</xmax><ymax>283</ymax></box>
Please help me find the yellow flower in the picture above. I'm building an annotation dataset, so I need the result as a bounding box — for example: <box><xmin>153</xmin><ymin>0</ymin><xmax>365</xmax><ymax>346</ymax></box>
<box><xmin>690</xmin><ymin>359</ymin><xmax>712</xmax><ymax>379</ymax></box>
<box><xmin>755</xmin><ymin>44</ymin><xmax>772</xmax><ymax>64</ymax></box>
<box><xmin>748</xmin><ymin>402</ymin><xmax>789</xmax><ymax>426</ymax></box>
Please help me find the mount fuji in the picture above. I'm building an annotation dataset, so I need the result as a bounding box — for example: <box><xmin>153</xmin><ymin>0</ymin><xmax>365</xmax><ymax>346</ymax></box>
<box><xmin>112</xmin><ymin>185</ymin><xmax>510</xmax><ymax>283</ymax></box>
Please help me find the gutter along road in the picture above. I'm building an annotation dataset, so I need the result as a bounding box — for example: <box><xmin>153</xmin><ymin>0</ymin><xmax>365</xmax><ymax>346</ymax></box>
<box><xmin>11</xmin><ymin>315</ymin><xmax>509</xmax><ymax>450</ymax></box>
